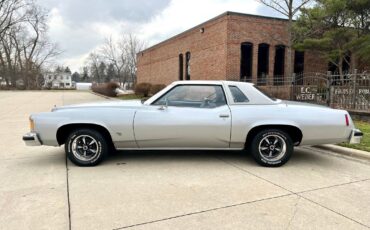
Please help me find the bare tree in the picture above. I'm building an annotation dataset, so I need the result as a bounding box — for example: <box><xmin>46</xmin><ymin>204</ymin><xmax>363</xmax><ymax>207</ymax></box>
<box><xmin>120</xmin><ymin>34</ymin><xmax>146</xmax><ymax>85</ymax></box>
<box><xmin>96</xmin><ymin>34</ymin><xmax>146</xmax><ymax>86</ymax></box>
<box><xmin>100</xmin><ymin>36</ymin><xmax>126</xmax><ymax>85</ymax></box>
<box><xmin>87</xmin><ymin>52</ymin><xmax>103</xmax><ymax>83</ymax></box>
<box><xmin>258</xmin><ymin>0</ymin><xmax>312</xmax><ymax>78</ymax></box>
<box><xmin>0</xmin><ymin>0</ymin><xmax>60</xmax><ymax>89</ymax></box>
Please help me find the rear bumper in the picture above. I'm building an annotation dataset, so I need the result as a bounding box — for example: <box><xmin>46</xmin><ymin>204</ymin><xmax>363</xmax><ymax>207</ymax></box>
<box><xmin>23</xmin><ymin>132</ymin><xmax>42</xmax><ymax>146</ymax></box>
<box><xmin>349</xmin><ymin>129</ymin><xmax>363</xmax><ymax>144</ymax></box>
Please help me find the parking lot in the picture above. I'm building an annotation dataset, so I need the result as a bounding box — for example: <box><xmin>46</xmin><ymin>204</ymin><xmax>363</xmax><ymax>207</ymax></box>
<box><xmin>0</xmin><ymin>91</ymin><xmax>369</xmax><ymax>230</ymax></box>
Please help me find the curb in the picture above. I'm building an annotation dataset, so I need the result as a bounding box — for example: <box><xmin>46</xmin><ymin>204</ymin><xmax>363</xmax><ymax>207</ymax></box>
<box><xmin>313</xmin><ymin>144</ymin><xmax>370</xmax><ymax>161</ymax></box>
<box><xmin>89</xmin><ymin>91</ymin><xmax>115</xmax><ymax>100</ymax></box>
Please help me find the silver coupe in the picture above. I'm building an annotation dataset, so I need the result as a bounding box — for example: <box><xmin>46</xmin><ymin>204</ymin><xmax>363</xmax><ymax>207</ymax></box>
<box><xmin>23</xmin><ymin>81</ymin><xmax>363</xmax><ymax>167</ymax></box>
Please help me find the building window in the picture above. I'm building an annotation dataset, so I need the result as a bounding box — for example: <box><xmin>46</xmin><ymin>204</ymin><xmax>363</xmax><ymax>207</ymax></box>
<box><xmin>179</xmin><ymin>54</ymin><xmax>184</xmax><ymax>80</ymax></box>
<box><xmin>257</xmin><ymin>43</ymin><xmax>269</xmax><ymax>85</ymax></box>
<box><xmin>294</xmin><ymin>51</ymin><xmax>305</xmax><ymax>85</ymax></box>
<box><xmin>240</xmin><ymin>42</ymin><xmax>253</xmax><ymax>82</ymax></box>
<box><xmin>273</xmin><ymin>45</ymin><xmax>285</xmax><ymax>85</ymax></box>
<box><xmin>185</xmin><ymin>52</ymin><xmax>191</xmax><ymax>80</ymax></box>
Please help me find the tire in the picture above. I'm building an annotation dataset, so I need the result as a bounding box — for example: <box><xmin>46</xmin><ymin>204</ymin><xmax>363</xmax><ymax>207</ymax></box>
<box><xmin>250</xmin><ymin>129</ymin><xmax>293</xmax><ymax>167</ymax></box>
<box><xmin>65</xmin><ymin>128</ymin><xmax>108</xmax><ymax>166</ymax></box>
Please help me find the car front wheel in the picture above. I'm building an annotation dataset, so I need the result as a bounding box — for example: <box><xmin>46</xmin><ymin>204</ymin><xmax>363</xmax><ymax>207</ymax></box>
<box><xmin>65</xmin><ymin>129</ymin><xmax>108</xmax><ymax>166</ymax></box>
<box><xmin>250</xmin><ymin>129</ymin><xmax>293</xmax><ymax>167</ymax></box>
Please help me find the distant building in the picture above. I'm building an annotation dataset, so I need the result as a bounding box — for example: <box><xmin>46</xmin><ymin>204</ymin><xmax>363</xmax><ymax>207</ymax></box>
<box><xmin>44</xmin><ymin>72</ymin><xmax>74</xmax><ymax>89</ymax></box>
<box><xmin>76</xmin><ymin>82</ymin><xmax>92</xmax><ymax>90</ymax></box>
<box><xmin>137</xmin><ymin>11</ymin><xmax>368</xmax><ymax>85</ymax></box>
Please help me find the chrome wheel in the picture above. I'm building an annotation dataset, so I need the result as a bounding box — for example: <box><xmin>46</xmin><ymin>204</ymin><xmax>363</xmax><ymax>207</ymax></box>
<box><xmin>258</xmin><ymin>134</ymin><xmax>287</xmax><ymax>161</ymax></box>
<box><xmin>71</xmin><ymin>135</ymin><xmax>100</xmax><ymax>162</ymax></box>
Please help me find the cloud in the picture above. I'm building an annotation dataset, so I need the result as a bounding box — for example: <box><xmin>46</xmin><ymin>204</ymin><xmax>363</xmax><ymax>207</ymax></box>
<box><xmin>38</xmin><ymin>0</ymin><xmax>279</xmax><ymax>72</ymax></box>
<box><xmin>40</xmin><ymin>0</ymin><xmax>171</xmax><ymax>26</ymax></box>
<box><xmin>139</xmin><ymin>0</ymin><xmax>261</xmax><ymax>46</ymax></box>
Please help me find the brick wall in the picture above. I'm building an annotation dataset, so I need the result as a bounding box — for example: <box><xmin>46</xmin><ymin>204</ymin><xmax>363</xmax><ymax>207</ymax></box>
<box><xmin>136</xmin><ymin>12</ymin><xmax>360</xmax><ymax>86</ymax></box>
<box><xmin>137</xmin><ymin>15</ymin><xmax>228</xmax><ymax>85</ymax></box>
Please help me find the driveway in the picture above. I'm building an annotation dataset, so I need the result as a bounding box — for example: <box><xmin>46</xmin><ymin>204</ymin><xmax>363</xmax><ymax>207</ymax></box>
<box><xmin>0</xmin><ymin>91</ymin><xmax>369</xmax><ymax>230</ymax></box>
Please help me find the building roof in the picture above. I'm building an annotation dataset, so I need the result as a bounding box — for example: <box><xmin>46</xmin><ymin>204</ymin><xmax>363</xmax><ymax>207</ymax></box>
<box><xmin>139</xmin><ymin>11</ymin><xmax>287</xmax><ymax>54</ymax></box>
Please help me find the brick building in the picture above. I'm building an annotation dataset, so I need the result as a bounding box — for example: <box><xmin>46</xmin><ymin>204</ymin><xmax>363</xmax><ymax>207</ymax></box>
<box><xmin>136</xmin><ymin>12</ymin><xmax>330</xmax><ymax>85</ymax></box>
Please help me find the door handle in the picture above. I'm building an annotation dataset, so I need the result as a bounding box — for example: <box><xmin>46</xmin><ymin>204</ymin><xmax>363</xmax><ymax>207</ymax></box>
<box><xmin>219</xmin><ymin>114</ymin><xmax>230</xmax><ymax>118</ymax></box>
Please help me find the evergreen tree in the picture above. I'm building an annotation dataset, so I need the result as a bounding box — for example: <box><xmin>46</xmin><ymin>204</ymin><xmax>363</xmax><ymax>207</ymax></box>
<box><xmin>71</xmin><ymin>72</ymin><xmax>80</xmax><ymax>82</ymax></box>
<box><xmin>294</xmin><ymin>0</ymin><xmax>370</xmax><ymax>77</ymax></box>
<box><xmin>65</xmin><ymin>67</ymin><xmax>72</xmax><ymax>74</ymax></box>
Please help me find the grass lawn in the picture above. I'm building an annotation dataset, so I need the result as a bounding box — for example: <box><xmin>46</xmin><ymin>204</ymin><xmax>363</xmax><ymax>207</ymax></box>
<box><xmin>339</xmin><ymin>120</ymin><xmax>370</xmax><ymax>152</ymax></box>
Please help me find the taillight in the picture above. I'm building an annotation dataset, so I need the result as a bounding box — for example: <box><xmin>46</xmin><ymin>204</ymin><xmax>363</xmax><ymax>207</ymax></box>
<box><xmin>345</xmin><ymin>114</ymin><xmax>349</xmax><ymax>126</ymax></box>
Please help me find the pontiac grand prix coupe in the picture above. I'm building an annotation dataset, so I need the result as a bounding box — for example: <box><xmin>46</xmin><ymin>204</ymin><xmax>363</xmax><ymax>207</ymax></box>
<box><xmin>23</xmin><ymin>81</ymin><xmax>363</xmax><ymax>167</ymax></box>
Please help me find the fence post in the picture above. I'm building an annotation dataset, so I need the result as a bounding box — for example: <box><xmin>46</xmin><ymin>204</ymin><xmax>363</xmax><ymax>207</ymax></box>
<box><xmin>290</xmin><ymin>73</ymin><xmax>295</xmax><ymax>100</ymax></box>
<box><xmin>327</xmin><ymin>71</ymin><xmax>332</xmax><ymax>107</ymax></box>
<box><xmin>352</xmin><ymin>69</ymin><xmax>358</xmax><ymax>110</ymax></box>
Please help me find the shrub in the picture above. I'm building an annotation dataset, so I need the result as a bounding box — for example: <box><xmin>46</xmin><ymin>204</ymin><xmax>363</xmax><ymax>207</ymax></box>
<box><xmin>150</xmin><ymin>84</ymin><xmax>166</xmax><ymax>95</ymax></box>
<box><xmin>135</xmin><ymin>83</ymin><xmax>152</xmax><ymax>97</ymax></box>
<box><xmin>91</xmin><ymin>82</ymin><xmax>120</xmax><ymax>97</ymax></box>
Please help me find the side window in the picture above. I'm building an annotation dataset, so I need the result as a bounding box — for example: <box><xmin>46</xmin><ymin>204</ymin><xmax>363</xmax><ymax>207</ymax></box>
<box><xmin>153</xmin><ymin>85</ymin><xmax>226</xmax><ymax>108</ymax></box>
<box><xmin>229</xmin><ymin>86</ymin><xmax>249</xmax><ymax>103</ymax></box>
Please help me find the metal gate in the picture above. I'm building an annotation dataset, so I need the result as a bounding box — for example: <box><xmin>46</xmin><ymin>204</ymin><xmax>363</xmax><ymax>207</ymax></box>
<box><xmin>250</xmin><ymin>72</ymin><xmax>370</xmax><ymax>112</ymax></box>
<box><xmin>291</xmin><ymin>73</ymin><xmax>330</xmax><ymax>106</ymax></box>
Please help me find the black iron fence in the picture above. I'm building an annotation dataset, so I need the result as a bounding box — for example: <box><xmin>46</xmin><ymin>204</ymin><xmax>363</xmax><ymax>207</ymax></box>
<box><xmin>238</xmin><ymin>72</ymin><xmax>370</xmax><ymax>112</ymax></box>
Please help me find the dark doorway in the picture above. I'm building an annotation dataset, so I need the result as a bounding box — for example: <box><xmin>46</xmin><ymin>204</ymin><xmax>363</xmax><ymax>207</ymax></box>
<box><xmin>328</xmin><ymin>61</ymin><xmax>337</xmax><ymax>73</ymax></box>
<box><xmin>257</xmin><ymin>43</ymin><xmax>269</xmax><ymax>85</ymax></box>
<box><xmin>343</xmin><ymin>54</ymin><xmax>350</xmax><ymax>74</ymax></box>
<box><xmin>240</xmin><ymin>42</ymin><xmax>253</xmax><ymax>82</ymax></box>
<box><xmin>273</xmin><ymin>45</ymin><xmax>285</xmax><ymax>85</ymax></box>
<box><xmin>294</xmin><ymin>51</ymin><xmax>304</xmax><ymax>74</ymax></box>
<box><xmin>328</xmin><ymin>54</ymin><xmax>351</xmax><ymax>74</ymax></box>
<box><xmin>179</xmin><ymin>54</ymin><xmax>184</xmax><ymax>80</ymax></box>
<box><xmin>185</xmin><ymin>52</ymin><xmax>191</xmax><ymax>80</ymax></box>
<box><xmin>294</xmin><ymin>51</ymin><xmax>305</xmax><ymax>85</ymax></box>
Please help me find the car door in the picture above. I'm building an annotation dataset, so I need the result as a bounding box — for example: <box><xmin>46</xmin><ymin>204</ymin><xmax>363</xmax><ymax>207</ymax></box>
<box><xmin>134</xmin><ymin>84</ymin><xmax>231</xmax><ymax>148</ymax></box>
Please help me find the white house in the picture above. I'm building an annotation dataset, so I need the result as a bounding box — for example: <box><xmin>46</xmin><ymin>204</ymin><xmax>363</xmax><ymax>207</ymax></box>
<box><xmin>44</xmin><ymin>72</ymin><xmax>74</xmax><ymax>89</ymax></box>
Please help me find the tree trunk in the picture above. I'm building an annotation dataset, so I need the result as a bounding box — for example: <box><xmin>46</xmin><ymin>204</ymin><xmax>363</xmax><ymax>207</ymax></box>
<box><xmin>338</xmin><ymin>56</ymin><xmax>344</xmax><ymax>81</ymax></box>
<box><xmin>351</xmin><ymin>53</ymin><xmax>357</xmax><ymax>73</ymax></box>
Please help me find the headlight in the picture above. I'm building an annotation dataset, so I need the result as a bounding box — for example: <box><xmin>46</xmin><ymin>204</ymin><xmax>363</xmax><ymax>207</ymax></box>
<box><xmin>29</xmin><ymin>117</ymin><xmax>35</xmax><ymax>131</ymax></box>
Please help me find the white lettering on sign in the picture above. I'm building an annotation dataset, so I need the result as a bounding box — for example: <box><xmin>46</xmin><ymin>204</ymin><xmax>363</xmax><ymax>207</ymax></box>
<box><xmin>296</xmin><ymin>94</ymin><xmax>315</xmax><ymax>100</ymax></box>
<box><xmin>335</xmin><ymin>88</ymin><xmax>370</xmax><ymax>95</ymax></box>
<box><xmin>358</xmin><ymin>89</ymin><xmax>370</xmax><ymax>95</ymax></box>
<box><xmin>296</xmin><ymin>86</ymin><xmax>317</xmax><ymax>101</ymax></box>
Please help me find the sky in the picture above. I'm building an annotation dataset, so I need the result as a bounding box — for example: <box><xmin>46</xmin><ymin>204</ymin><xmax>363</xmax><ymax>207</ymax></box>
<box><xmin>37</xmin><ymin>0</ymin><xmax>283</xmax><ymax>72</ymax></box>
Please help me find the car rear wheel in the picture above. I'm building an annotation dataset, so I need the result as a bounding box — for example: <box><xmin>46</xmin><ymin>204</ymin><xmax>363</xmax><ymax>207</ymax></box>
<box><xmin>250</xmin><ymin>129</ymin><xmax>293</xmax><ymax>167</ymax></box>
<box><xmin>65</xmin><ymin>129</ymin><xmax>108</xmax><ymax>166</ymax></box>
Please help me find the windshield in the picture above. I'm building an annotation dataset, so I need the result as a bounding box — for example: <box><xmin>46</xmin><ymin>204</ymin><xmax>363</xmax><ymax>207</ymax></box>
<box><xmin>253</xmin><ymin>85</ymin><xmax>277</xmax><ymax>101</ymax></box>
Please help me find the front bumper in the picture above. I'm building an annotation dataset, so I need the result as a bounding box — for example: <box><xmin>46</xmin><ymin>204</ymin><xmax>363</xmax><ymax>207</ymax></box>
<box><xmin>349</xmin><ymin>129</ymin><xmax>363</xmax><ymax>144</ymax></box>
<box><xmin>23</xmin><ymin>132</ymin><xmax>42</xmax><ymax>146</ymax></box>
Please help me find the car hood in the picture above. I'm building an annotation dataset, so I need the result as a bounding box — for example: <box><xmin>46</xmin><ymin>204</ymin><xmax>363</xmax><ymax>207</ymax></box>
<box><xmin>52</xmin><ymin>99</ymin><xmax>143</xmax><ymax>111</ymax></box>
